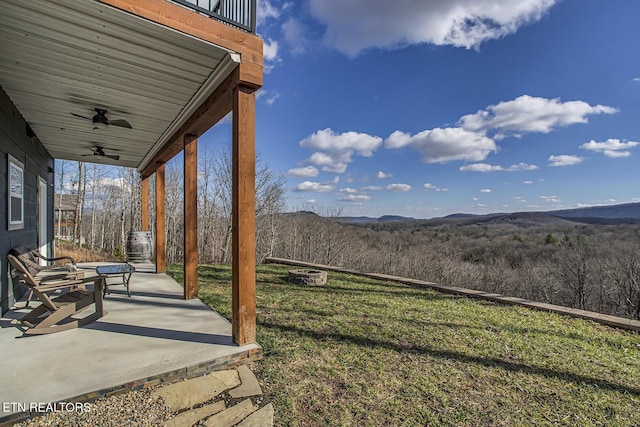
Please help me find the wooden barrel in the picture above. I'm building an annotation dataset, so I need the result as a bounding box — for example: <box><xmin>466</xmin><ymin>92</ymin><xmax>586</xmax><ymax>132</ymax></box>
<box><xmin>126</xmin><ymin>231</ymin><xmax>152</xmax><ymax>262</ymax></box>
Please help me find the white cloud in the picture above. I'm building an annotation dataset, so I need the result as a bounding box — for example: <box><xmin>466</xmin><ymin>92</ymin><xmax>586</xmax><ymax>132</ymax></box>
<box><xmin>303</xmin><ymin>128</ymin><xmax>381</xmax><ymax>155</ymax></box>
<box><xmin>294</xmin><ymin>180</ymin><xmax>335</xmax><ymax>193</ymax></box>
<box><xmin>633</xmin><ymin>77</ymin><xmax>640</xmax><ymax>82</ymax></box>
<box><xmin>339</xmin><ymin>187</ymin><xmax>358</xmax><ymax>194</ymax></box>
<box><xmin>477</xmin><ymin>203</ymin><xmax>487</xmax><ymax>208</ymax></box>
<box><xmin>263</xmin><ymin>39</ymin><xmax>279</xmax><ymax>62</ymax></box>
<box><xmin>257</xmin><ymin>0</ymin><xmax>279</xmax><ymax>28</ymax></box>
<box><xmin>265</xmin><ymin>92</ymin><xmax>280</xmax><ymax>105</ymax></box>
<box><xmin>480</xmin><ymin>188</ymin><xmax>492</xmax><ymax>193</ymax></box>
<box><xmin>508</xmin><ymin>162</ymin><xmax>539</xmax><ymax>171</ymax></box>
<box><xmin>459</xmin><ymin>162</ymin><xmax>538</xmax><ymax>172</ymax></box>
<box><xmin>459</xmin><ymin>95</ymin><xmax>618</xmax><ymax>138</ymax></box>
<box><xmin>384</xmin><ymin>95</ymin><xmax>614</xmax><ymax>170</ymax></box>
<box><xmin>339</xmin><ymin>194</ymin><xmax>372</xmax><ymax>202</ymax></box>
<box><xmin>96</xmin><ymin>177</ymin><xmax>126</xmax><ymax>188</ymax></box>
<box><xmin>361</xmin><ymin>185</ymin><xmax>383</xmax><ymax>191</ymax></box>
<box><xmin>308</xmin><ymin>152</ymin><xmax>334</xmax><ymax>166</ymax></box>
<box><xmin>472</xmin><ymin>197</ymin><xmax>479</xmax><ymax>201</ymax></box>
<box><xmin>548</xmin><ymin>154</ymin><xmax>584</xmax><ymax>167</ymax></box>
<box><xmin>288</xmin><ymin>166</ymin><xmax>319</xmax><ymax>178</ymax></box>
<box><xmin>423</xmin><ymin>183</ymin><xmax>448</xmax><ymax>192</ymax></box>
<box><xmin>540</xmin><ymin>195</ymin><xmax>561</xmax><ymax>203</ymax></box>
<box><xmin>301</xmin><ymin>128</ymin><xmax>383</xmax><ymax>174</ymax></box>
<box><xmin>385</xmin><ymin>127</ymin><xmax>497</xmax><ymax>163</ymax></box>
<box><xmin>256</xmin><ymin>89</ymin><xmax>280</xmax><ymax>104</ymax></box>
<box><xmin>306</xmin><ymin>198</ymin><xmax>317</xmax><ymax>204</ymax></box>
<box><xmin>282</xmin><ymin>18</ymin><xmax>311</xmax><ymax>54</ymax></box>
<box><xmin>377</xmin><ymin>171</ymin><xmax>392</xmax><ymax>179</ymax></box>
<box><xmin>386</xmin><ymin>183</ymin><xmax>412</xmax><ymax>192</ymax></box>
<box><xmin>523</xmin><ymin>180</ymin><xmax>533</xmax><ymax>185</ymax></box>
<box><xmin>460</xmin><ymin>163</ymin><xmax>504</xmax><ymax>172</ymax></box>
<box><xmin>308</xmin><ymin>0</ymin><xmax>558</xmax><ymax>56</ymax></box>
<box><xmin>424</xmin><ymin>183</ymin><xmax>438</xmax><ymax>190</ymax></box>
<box><xmin>580</xmin><ymin>138</ymin><xmax>639</xmax><ymax>158</ymax></box>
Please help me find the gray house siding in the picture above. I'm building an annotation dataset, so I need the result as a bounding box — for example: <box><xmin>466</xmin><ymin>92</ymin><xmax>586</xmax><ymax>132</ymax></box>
<box><xmin>0</xmin><ymin>86</ymin><xmax>54</xmax><ymax>314</ymax></box>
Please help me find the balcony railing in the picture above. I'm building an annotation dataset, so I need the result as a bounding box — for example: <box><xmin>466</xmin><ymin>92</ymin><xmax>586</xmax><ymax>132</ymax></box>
<box><xmin>171</xmin><ymin>0</ymin><xmax>257</xmax><ymax>33</ymax></box>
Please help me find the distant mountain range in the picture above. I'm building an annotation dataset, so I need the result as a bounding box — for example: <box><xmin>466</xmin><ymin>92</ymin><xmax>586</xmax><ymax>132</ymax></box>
<box><xmin>338</xmin><ymin>202</ymin><xmax>640</xmax><ymax>226</ymax></box>
<box><xmin>549</xmin><ymin>202</ymin><xmax>640</xmax><ymax>219</ymax></box>
<box><xmin>339</xmin><ymin>215</ymin><xmax>414</xmax><ymax>224</ymax></box>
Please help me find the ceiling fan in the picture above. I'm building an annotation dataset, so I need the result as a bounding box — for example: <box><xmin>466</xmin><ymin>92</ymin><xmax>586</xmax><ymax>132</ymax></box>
<box><xmin>71</xmin><ymin>108</ymin><xmax>132</xmax><ymax>130</ymax></box>
<box><xmin>83</xmin><ymin>146</ymin><xmax>120</xmax><ymax>161</ymax></box>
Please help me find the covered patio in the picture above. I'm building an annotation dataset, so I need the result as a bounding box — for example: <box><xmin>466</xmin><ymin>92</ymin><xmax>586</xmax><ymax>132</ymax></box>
<box><xmin>0</xmin><ymin>262</ymin><xmax>261</xmax><ymax>423</ymax></box>
<box><xmin>1</xmin><ymin>0</ymin><xmax>262</xmax><ymax>343</ymax></box>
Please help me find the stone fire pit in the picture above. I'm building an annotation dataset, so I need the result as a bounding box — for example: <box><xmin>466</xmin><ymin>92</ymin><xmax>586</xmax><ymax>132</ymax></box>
<box><xmin>288</xmin><ymin>269</ymin><xmax>327</xmax><ymax>286</ymax></box>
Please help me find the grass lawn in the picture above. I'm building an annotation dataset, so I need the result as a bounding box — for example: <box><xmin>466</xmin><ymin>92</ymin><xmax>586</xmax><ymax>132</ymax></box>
<box><xmin>168</xmin><ymin>263</ymin><xmax>640</xmax><ymax>426</ymax></box>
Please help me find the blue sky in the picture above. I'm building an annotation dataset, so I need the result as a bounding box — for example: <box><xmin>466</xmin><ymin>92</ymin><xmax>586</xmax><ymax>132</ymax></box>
<box><xmin>204</xmin><ymin>0</ymin><xmax>640</xmax><ymax>218</ymax></box>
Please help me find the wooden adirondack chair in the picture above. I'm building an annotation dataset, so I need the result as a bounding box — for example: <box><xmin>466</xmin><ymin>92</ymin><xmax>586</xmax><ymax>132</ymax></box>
<box><xmin>8</xmin><ymin>254</ymin><xmax>106</xmax><ymax>336</ymax></box>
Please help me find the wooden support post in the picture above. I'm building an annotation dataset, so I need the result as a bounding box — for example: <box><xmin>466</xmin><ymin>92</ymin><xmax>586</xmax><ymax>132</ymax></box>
<box><xmin>155</xmin><ymin>164</ymin><xmax>166</xmax><ymax>274</ymax></box>
<box><xmin>232</xmin><ymin>85</ymin><xmax>257</xmax><ymax>345</ymax></box>
<box><xmin>184</xmin><ymin>135</ymin><xmax>198</xmax><ymax>299</ymax></box>
<box><xmin>141</xmin><ymin>175</ymin><xmax>149</xmax><ymax>231</ymax></box>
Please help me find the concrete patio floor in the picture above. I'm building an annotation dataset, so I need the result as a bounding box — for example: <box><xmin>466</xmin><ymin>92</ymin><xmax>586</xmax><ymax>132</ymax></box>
<box><xmin>0</xmin><ymin>262</ymin><xmax>261</xmax><ymax>423</ymax></box>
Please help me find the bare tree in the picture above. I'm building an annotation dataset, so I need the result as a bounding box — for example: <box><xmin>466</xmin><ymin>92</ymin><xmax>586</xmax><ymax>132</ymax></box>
<box><xmin>86</xmin><ymin>163</ymin><xmax>109</xmax><ymax>250</ymax></box>
<box><xmin>55</xmin><ymin>160</ymin><xmax>70</xmax><ymax>239</ymax></box>
<box><xmin>603</xmin><ymin>240</ymin><xmax>640</xmax><ymax>319</ymax></box>
<box><xmin>556</xmin><ymin>235</ymin><xmax>594</xmax><ymax>310</ymax></box>
<box><xmin>164</xmin><ymin>161</ymin><xmax>184</xmax><ymax>263</ymax></box>
<box><xmin>255</xmin><ymin>157</ymin><xmax>285</xmax><ymax>262</ymax></box>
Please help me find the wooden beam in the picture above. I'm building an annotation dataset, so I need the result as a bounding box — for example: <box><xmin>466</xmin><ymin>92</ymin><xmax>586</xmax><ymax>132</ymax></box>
<box><xmin>155</xmin><ymin>164</ymin><xmax>166</xmax><ymax>274</ymax></box>
<box><xmin>98</xmin><ymin>0</ymin><xmax>263</xmax><ymax>79</ymax></box>
<box><xmin>232</xmin><ymin>85</ymin><xmax>257</xmax><ymax>345</ymax></box>
<box><xmin>141</xmin><ymin>175</ymin><xmax>149</xmax><ymax>231</ymax></box>
<box><xmin>184</xmin><ymin>135</ymin><xmax>198</xmax><ymax>299</ymax></box>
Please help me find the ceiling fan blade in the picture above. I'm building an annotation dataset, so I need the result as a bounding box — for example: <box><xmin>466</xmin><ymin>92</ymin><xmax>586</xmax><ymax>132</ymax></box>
<box><xmin>109</xmin><ymin>119</ymin><xmax>132</xmax><ymax>129</ymax></box>
<box><xmin>106</xmin><ymin>154</ymin><xmax>120</xmax><ymax>160</ymax></box>
<box><xmin>71</xmin><ymin>112</ymin><xmax>92</xmax><ymax>120</ymax></box>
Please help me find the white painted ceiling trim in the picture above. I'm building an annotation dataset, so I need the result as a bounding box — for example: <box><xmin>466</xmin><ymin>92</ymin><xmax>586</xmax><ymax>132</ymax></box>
<box><xmin>138</xmin><ymin>52</ymin><xmax>241</xmax><ymax>174</ymax></box>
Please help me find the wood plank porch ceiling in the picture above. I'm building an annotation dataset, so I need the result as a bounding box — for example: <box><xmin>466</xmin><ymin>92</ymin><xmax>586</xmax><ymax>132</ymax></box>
<box><xmin>0</xmin><ymin>0</ymin><xmax>250</xmax><ymax>170</ymax></box>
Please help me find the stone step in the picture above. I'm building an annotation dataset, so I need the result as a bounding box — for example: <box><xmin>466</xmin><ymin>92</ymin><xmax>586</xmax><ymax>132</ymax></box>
<box><xmin>236</xmin><ymin>403</ymin><xmax>274</xmax><ymax>427</ymax></box>
<box><xmin>202</xmin><ymin>398</ymin><xmax>255</xmax><ymax>427</ymax></box>
<box><xmin>229</xmin><ymin>365</ymin><xmax>263</xmax><ymax>399</ymax></box>
<box><xmin>163</xmin><ymin>401</ymin><xmax>225</xmax><ymax>427</ymax></box>
<box><xmin>152</xmin><ymin>370</ymin><xmax>240</xmax><ymax>412</ymax></box>
<box><xmin>156</xmin><ymin>366</ymin><xmax>274</xmax><ymax>427</ymax></box>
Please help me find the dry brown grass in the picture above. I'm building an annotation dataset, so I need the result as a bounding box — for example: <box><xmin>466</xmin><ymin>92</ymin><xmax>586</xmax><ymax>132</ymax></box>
<box><xmin>55</xmin><ymin>241</ymin><xmax>119</xmax><ymax>263</ymax></box>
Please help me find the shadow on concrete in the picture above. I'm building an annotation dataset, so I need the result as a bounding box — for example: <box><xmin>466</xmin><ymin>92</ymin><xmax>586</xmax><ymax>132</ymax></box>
<box><xmin>85</xmin><ymin>321</ymin><xmax>234</xmax><ymax>345</ymax></box>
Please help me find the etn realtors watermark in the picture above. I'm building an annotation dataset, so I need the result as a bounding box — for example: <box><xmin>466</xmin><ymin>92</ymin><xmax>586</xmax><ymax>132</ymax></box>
<box><xmin>2</xmin><ymin>402</ymin><xmax>91</xmax><ymax>413</ymax></box>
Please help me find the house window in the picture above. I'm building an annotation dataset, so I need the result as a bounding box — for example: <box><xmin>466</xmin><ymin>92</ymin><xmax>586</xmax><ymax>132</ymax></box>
<box><xmin>8</xmin><ymin>155</ymin><xmax>24</xmax><ymax>230</ymax></box>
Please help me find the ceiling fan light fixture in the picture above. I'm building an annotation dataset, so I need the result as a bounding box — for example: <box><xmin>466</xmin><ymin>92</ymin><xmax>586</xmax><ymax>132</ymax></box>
<box><xmin>92</xmin><ymin>109</ymin><xmax>109</xmax><ymax>125</ymax></box>
<box><xmin>72</xmin><ymin>108</ymin><xmax>132</xmax><ymax>130</ymax></box>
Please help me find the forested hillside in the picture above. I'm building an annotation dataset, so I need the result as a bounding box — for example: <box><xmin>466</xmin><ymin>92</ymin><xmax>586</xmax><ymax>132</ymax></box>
<box><xmin>58</xmin><ymin>157</ymin><xmax>640</xmax><ymax>321</ymax></box>
<box><xmin>270</xmin><ymin>211</ymin><xmax>640</xmax><ymax>321</ymax></box>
